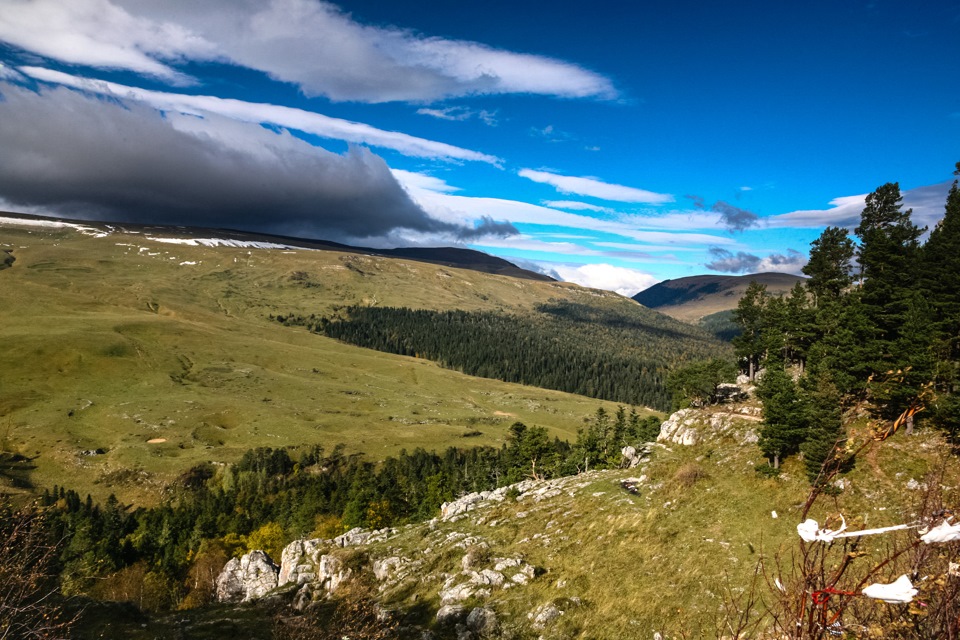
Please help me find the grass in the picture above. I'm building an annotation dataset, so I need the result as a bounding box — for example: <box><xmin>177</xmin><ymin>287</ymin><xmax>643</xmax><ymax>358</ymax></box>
<box><xmin>351</xmin><ymin>423</ymin><xmax>960</xmax><ymax>638</ymax></box>
<box><xmin>0</xmin><ymin>224</ymin><xmax>662</xmax><ymax>503</ymax></box>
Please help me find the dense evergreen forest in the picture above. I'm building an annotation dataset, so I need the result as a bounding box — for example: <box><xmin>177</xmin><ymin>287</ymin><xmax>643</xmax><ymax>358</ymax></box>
<box><xmin>3</xmin><ymin>408</ymin><xmax>658</xmax><ymax>618</ymax></box>
<box><xmin>733</xmin><ymin>165</ymin><xmax>960</xmax><ymax>481</ymax></box>
<box><xmin>275</xmin><ymin>301</ymin><xmax>727</xmax><ymax>411</ymax></box>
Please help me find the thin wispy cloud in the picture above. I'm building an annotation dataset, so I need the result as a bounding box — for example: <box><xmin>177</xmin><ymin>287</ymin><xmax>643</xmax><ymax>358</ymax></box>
<box><xmin>518</xmin><ymin>169</ymin><xmax>673</xmax><ymax>204</ymax></box>
<box><xmin>416</xmin><ymin>106</ymin><xmax>497</xmax><ymax>126</ymax></box>
<box><xmin>0</xmin><ymin>0</ymin><xmax>617</xmax><ymax>103</ymax></box>
<box><xmin>21</xmin><ymin>67</ymin><xmax>501</xmax><ymax>164</ymax></box>
<box><xmin>543</xmin><ymin>200</ymin><xmax>615</xmax><ymax>213</ymax></box>
<box><xmin>394</xmin><ymin>170</ymin><xmax>733</xmax><ymax>246</ymax></box>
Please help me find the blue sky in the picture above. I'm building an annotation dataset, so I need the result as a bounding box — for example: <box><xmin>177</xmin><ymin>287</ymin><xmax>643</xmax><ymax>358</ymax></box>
<box><xmin>0</xmin><ymin>1</ymin><xmax>957</xmax><ymax>295</ymax></box>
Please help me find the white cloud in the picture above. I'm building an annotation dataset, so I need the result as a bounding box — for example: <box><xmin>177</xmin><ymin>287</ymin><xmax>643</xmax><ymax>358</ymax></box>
<box><xmin>0</xmin><ymin>0</ymin><xmax>215</xmax><ymax>83</ymax></box>
<box><xmin>21</xmin><ymin>67</ymin><xmax>500</xmax><ymax>164</ymax></box>
<box><xmin>0</xmin><ymin>62</ymin><xmax>23</xmax><ymax>80</ymax></box>
<box><xmin>549</xmin><ymin>263</ymin><xmax>657</xmax><ymax>297</ymax></box>
<box><xmin>543</xmin><ymin>200</ymin><xmax>615</xmax><ymax>213</ymax></box>
<box><xmin>416</xmin><ymin>106</ymin><xmax>498</xmax><ymax>125</ymax></box>
<box><xmin>390</xmin><ymin>169</ymin><xmax>461</xmax><ymax>193</ymax></box>
<box><xmin>519</xmin><ymin>168</ymin><xmax>674</xmax><ymax>204</ymax></box>
<box><xmin>1</xmin><ymin>0</ymin><xmax>616</xmax><ymax>103</ymax></box>
<box><xmin>767</xmin><ymin>180</ymin><xmax>953</xmax><ymax>231</ymax></box>
<box><xmin>417</xmin><ymin>107</ymin><xmax>473</xmax><ymax>121</ymax></box>
<box><xmin>391</xmin><ymin>170</ymin><xmax>736</xmax><ymax>247</ymax></box>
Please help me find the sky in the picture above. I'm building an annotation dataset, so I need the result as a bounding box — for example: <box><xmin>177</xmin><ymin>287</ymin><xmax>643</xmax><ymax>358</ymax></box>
<box><xmin>0</xmin><ymin>1</ymin><xmax>958</xmax><ymax>296</ymax></box>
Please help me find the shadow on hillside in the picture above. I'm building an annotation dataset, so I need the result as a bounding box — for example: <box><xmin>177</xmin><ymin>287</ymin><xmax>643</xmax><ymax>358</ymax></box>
<box><xmin>0</xmin><ymin>451</ymin><xmax>37</xmax><ymax>490</ymax></box>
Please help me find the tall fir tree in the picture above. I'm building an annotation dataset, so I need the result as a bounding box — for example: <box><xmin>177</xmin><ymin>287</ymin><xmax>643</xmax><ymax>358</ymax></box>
<box><xmin>802</xmin><ymin>226</ymin><xmax>855</xmax><ymax>307</ymax></box>
<box><xmin>732</xmin><ymin>281</ymin><xmax>768</xmax><ymax>379</ymax></box>
<box><xmin>919</xmin><ymin>162</ymin><xmax>960</xmax><ymax>370</ymax></box>
<box><xmin>757</xmin><ymin>359</ymin><xmax>807</xmax><ymax>469</ymax></box>
<box><xmin>854</xmin><ymin>182</ymin><xmax>925</xmax><ymax>345</ymax></box>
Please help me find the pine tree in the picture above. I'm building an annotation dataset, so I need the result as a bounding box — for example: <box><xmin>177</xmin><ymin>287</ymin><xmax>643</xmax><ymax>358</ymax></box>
<box><xmin>798</xmin><ymin>370</ymin><xmax>847</xmax><ymax>484</ymax></box>
<box><xmin>855</xmin><ymin>182</ymin><xmax>925</xmax><ymax>345</ymax></box>
<box><xmin>732</xmin><ymin>281</ymin><xmax>768</xmax><ymax>379</ymax></box>
<box><xmin>757</xmin><ymin>360</ymin><xmax>807</xmax><ymax>469</ymax></box>
<box><xmin>802</xmin><ymin>226</ymin><xmax>854</xmax><ymax>306</ymax></box>
<box><xmin>920</xmin><ymin>163</ymin><xmax>960</xmax><ymax>369</ymax></box>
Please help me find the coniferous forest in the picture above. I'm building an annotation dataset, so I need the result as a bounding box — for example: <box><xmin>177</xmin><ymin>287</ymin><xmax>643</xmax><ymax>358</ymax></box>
<box><xmin>3</xmin><ymin>408</ymin><xmax>658</xmax><ymax>618</ymax></box>
<box><xmin>275</xmin><ymin>301</ymin><xmax>727</xmax><ymax>411</ymax></box>
<box><xmin>732</xmin><ymin>166</ymin><xmax>960</xmax><ymax>481</ymax></box>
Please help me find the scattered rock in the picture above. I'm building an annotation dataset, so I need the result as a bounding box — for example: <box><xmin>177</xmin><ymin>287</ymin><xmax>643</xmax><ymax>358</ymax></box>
<box><xmin>436</xmin><ymin>604</ymin><xmax>468</xmax><ymax>627</ymax></box>
<box><xmin>528</xmin><ymin>603</ymin><xmax>562</xmax><ymax>629</ymax></box>
<box><xmin>466</xmin><ymin>607</ymin><xmax>499</xmax><ymax>638</ymax></box>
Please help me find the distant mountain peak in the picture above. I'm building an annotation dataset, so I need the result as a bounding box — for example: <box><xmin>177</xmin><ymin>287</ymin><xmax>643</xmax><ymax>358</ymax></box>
<box><xmin>633</xmin><ymin>272</ymin><xmax>805</xmax><ymax>322</ymax></box>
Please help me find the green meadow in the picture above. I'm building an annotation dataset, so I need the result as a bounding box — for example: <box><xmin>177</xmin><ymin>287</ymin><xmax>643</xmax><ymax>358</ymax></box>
<box><xmin>0</xmin><ymin>223</ymin><xmax>661</xmax><ymax>503</ymax></box>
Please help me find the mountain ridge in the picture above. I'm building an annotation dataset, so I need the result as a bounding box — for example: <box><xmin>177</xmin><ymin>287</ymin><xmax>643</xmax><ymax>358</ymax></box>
<box><xmin>633</xmin><ymin>272</ymin><xmax>805</xmax><ymax>322</ymax></box>
<box><xmin>0</xmin><ymin>210</ymin><xmax>552</xmax><ymax>282</ymax></box>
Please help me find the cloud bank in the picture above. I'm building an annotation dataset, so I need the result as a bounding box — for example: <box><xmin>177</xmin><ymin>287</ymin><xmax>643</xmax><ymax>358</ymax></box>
<box><xmin>0</xmin><ymin>0</ymin><xmax>616</xmax><ymax>103</ymax></box>
<box><xmin>539</xmin><ymin>262</ymin><xmax>657</xmax><ymax>297</ymax></box>
<box><xmin>767</xmin><ymin>181</ymin><xmax>952</xmax><ymax>231</ymax></box>
<box><xmin>22</xmin><ymin>67</ymin><xmax>499</xmax><ymax>164</ymax></box>
<box><xmin>0</xmin><ymin>82</ymin><xmax>510</xmax><ymax>242</ymax></box>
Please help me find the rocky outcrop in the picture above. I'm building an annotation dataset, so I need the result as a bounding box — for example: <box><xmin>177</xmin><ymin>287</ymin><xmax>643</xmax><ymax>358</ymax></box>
<box><xmin>658</xmin><ymin>405</ymin><xmax>760</xmax><ymax>446</ymax></box>
<box><xmin>215</xmin><ymin>550</ymin><xmax>279</xmax><ymax>602</ymax></box>
<box><xmin>279</xmin><ymin>538</ymin><xmax>324</xmax><ymax>586</ymax></box>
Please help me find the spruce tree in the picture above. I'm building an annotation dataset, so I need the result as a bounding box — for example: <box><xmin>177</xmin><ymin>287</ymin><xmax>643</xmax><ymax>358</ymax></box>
<box><xmin>732</xmin><ymin>281</ymin><xmax>768</xmax><ymax>379</ymax></box>
<box><xmin>802</xmin><ymin>226</ymin><xmax>854</xmax><ymax>306</ymax></box>
<box><xmin>757</xmin><ymin>359</ymin><xmax>807</xmax><ymax>469</ymax></box>
<box><xmin>798</xmin><ymin>370</ymin><xmax>847</xmax><ymax>484</ymax></box>
<box><xmin>855</xmin><ymin>182</ymin><xmax>925</xmax><ymax>344</ymax></box>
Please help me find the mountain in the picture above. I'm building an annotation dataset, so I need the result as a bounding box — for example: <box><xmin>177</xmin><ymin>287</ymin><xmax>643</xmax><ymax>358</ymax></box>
<box><xmin>0</xmin><ymin>211</ymin><xmax>552</xmax><ymax>281</ymax></box>
<box><xmin>633</xmin><ymin>272</ymin><xmax>805</xmax><ymax>322</ymax></box>
<box><xmin>0</xmin><ymin>211</ymin><xmax>723</xmax><ymax>503</ymax></box>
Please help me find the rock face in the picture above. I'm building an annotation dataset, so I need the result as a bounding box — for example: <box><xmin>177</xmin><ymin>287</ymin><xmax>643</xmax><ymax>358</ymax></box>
<box><xmin>215</xmin><ymin>550</ymin><xmax>280</xmax><ymax>602</ymax></box>
<box><xmin>658</xmin><ymin>405</ymin><xmax>760</xmax><ymax>446</ymax></box>
<box><xmin>279</xmin><ymin>539</ymin><xmax>324</xmax><ymax>586</ymax></box>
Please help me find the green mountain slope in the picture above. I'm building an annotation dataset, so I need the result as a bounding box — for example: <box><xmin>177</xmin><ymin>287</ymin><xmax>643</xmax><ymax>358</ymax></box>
<box><xmin>0</xmin><ymin>217</ymin><xmax>719</xmax><ymax>503</ymax></box>
<box><xmin>634</xmin><ymin>272</ymin><xmax>804</xmax><ymax>322</ymax></box>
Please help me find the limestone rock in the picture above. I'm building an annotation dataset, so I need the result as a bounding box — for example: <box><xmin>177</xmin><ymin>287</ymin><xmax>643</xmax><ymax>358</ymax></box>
<box><xmin>215</xmin><ymin>550</ymin><xmax>279</xmax><ymax>603</ymax></box>
<box><xmin>436</xmin><ymin>605</ymin><xmax>467</xmax><ymax>627</ymax></box>
<box><xmin>279</xmin><ymin>538</ymin><xmax>324</xmax><ymax>586</ymax></box>
<box><xmin>528</xmin><ymin>603</ymin><xmax>562</xmax><ymax>629</ymax></box>
<box><xmin>466</xmin><ymin>607</ymin><xmax>499</xmax><ymax>638</ymax></box>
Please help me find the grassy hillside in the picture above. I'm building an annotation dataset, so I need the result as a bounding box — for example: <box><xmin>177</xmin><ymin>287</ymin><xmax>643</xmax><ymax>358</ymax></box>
<box><xmin>634</xmin><ymin>272</ymin><xmax>804</xmax><ymax>322</ymax></box>
<box><xmin>71</xmin><ymin>405</ymin><xmax>960</xmax><ymax>639</ymax></box>
<box><xmin>0</xmin><ymin>220</ymin><xmax>683</xmax><ymax>503</ymax></box>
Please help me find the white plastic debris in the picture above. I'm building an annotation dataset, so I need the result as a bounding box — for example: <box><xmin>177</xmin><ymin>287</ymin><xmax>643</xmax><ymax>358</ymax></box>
<box><xmin>862</xmin><ymin>575</ymin><xmax>917</xmax><ymax>604</ymax></box>
<box><xmin>797</xmin><ymin>515</ymin><xmax>914</xmax><ymax>543</ymax></box>
<box><xmin>797</xmin><ymin>516</ymin><xmax>847</xmax><ymax>542</ymax></box>
<box><xmin>920</xmin><ymin>519</ymin><xmax>960</xmax><ymax>544</ymax></box>
<box><xmin>771</xmin><ymin>511</ymin><xmax>778</xmax><ymax>519</ymax></box>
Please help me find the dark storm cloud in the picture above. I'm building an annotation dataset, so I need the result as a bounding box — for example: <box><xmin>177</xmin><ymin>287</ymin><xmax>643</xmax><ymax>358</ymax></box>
<box><xmin>457</xmin><ymin>216</ymin><xmax>519</xmax><ymax>240</ymax></box>
<box><xmin>705</xmin><ymin>247</ymin><xmax>806</xmax><ymax>274</ymax></box>
<box><xmin>705</xmin><ymin>247</ymin><xmax>761</xmax><ymax>273</ymax></box>
<box><xmin>0</xmin><ymin>82</ymin><xmax>513</xmax><ymax>242</ymax></box>
<box><xmin>711</xmin><ymin>201</ymin><xmax>759</xmax><ymax>232</ymax></box>
<box><xmin>684</xmin><ymin>194</ymin><xmax>706</xmax><ymax>210</ymax></box>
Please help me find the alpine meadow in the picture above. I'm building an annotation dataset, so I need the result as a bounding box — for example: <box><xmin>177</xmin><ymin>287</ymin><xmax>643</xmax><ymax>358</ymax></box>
<box><xmin>2</xmin><ymin>1</ymin><xmax>960</xmax><ymax>639</ymax></box>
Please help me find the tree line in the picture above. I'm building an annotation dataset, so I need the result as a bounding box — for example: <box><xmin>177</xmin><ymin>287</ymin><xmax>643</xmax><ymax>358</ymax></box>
<box><xmin>275</xmin><ymin>301</ymin><xmax>727</xmax><ymax>412</ymax></box>
<box><xmin>732</xmin><ymin>163</ymin><xmax>960</xmax><ymax>480</ymax></box>
<box><xmin>8</xmin><ymin>406</ymin><xmax>659</xmax><ymax>616</ymax></box>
